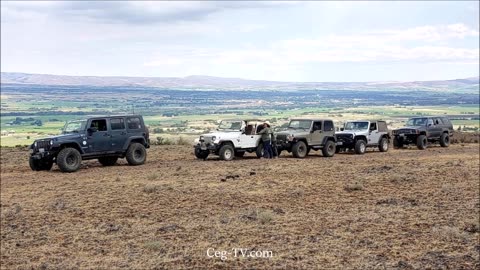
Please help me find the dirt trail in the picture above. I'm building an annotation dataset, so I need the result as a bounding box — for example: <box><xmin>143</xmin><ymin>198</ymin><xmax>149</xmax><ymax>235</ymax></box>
<box><xmin>1</xmin><ymin>144</ymin><xmax>479</xmax><ymax>269</ymax></box>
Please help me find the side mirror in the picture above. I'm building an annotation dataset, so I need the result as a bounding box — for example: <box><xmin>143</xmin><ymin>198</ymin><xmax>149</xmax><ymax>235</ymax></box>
<box><xmin>87</xmin><ymin>127</ymin><xmax>97</xmax><ymax>134</ymax></box>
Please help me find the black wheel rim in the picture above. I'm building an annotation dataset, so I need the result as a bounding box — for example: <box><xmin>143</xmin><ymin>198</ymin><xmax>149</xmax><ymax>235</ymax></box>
<box><xmin>328</xmin><ymin>144</ymin><xmax>335</xmax><ymax>153</ymax></box>
<box><xmin>66</xmin><ymin>154</ymin><xmax>76</xmax><ymax>165</ymax></box>
<box><xmin>134</xmin><ymin>149</ymin><xmax>143</xmax><ymax>160</ymax></box>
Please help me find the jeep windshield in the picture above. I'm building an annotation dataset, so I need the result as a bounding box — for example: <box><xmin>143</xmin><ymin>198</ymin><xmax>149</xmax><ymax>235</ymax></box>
<box><xmin>288</xmin><ymin>120</ymin><xmax>312</xmax><ymax>130</ymax></box>
<box><xmin>218</xmin><ymin>120</ymin><xmax>243</xmax><ymax>131</ymax></box>
<box><xmin>406</xmin><ymin>118</ymin><xmax>427</xmax><ymax>126</ymax></box>
<box><xmin>62</xmin><ymin>120</ymin><xmax>87</xmax><ymax>134</ymax></box>
<box><xmin>344</xmin><ymin>121</ymin><xmax>369</xmax><ymax>131</ymax></box>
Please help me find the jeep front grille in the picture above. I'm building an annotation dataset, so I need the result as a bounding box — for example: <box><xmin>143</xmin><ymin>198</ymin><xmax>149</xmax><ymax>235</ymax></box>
<box><xmin>202</xmin><ymin>137</ymin><xmax>214</xmax><ymax>144</ymax></box>
<box><xmin>276</xmin><ymin>134</ymin><xmax>287</xmax><ymax>142</ymax></box>
<box><xmin>397</xmin><ymin>129</ymin><xmax>416</xmax><ymax>134</ymax></box>
<box><xmin>35</xmin><ymin>140</ymin><xmax>51</xmax><ymax>150</ymax></box>
<box><xmin>336</xmin><ymin>134</ymin><xmax>353</xmax><ymax>141</ymax></box>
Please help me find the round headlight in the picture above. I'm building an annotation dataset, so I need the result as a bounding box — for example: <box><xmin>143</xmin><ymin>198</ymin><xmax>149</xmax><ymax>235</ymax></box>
<box><xmin>211</xmin><ymin>136</ymin><xmax>217</xmax><ymax>141</ymax></box>
<box><xmin>50</xmin><ymin>140</ymin><xmax>54</xmax><ymax>145</ymax></box>
<box><xmin>34</xmin><ymin>141</ymin><xmax>37</xmax><ymax>147</ymax></box>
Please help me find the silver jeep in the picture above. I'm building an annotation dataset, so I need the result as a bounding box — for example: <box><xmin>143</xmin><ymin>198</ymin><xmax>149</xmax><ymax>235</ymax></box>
<box><xmin>335</xmin><ymin>120</ymin><xmax>390</xmax><ymax>154</ymax></box>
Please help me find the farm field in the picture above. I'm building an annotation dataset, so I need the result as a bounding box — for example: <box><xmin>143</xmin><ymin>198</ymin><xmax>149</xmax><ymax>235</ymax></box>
<box><xmin>1</xmin><ymin>144</ymin><xmax>479</xmax><ymax>269</ymax></box>
<box><xmin>1</xmin><ymin>84</ymin><xmax>479</xmax><ymax>147</ymax></box>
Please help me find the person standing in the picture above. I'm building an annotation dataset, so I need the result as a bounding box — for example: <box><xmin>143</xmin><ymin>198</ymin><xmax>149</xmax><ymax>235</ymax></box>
<box><xmin>271</xmin><ymin>127</ymin><xmax>278</xmax><ymax>158</ymax></box>
<box><xmin>258</xmin><ymin>121</ymin><xmax>274</xmax><ymax>159</ymax></box>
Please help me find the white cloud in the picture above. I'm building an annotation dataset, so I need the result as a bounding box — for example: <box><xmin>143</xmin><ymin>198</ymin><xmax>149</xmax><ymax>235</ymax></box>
<box><xmin>143</xmin><ymin>24</ymin><xmax>479</xmax><ymax>72</ymax></box>
<box><xmin>1</xmin><ymin>1</ymin><xmax>302</xmax><ymax>24</ymax></box>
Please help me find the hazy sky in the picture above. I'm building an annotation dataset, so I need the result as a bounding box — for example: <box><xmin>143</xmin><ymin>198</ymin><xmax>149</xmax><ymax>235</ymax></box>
<box><xmin>1</xmin><ymin>1</ymin><xmax>479</xmax><ymax>82</ymax></box>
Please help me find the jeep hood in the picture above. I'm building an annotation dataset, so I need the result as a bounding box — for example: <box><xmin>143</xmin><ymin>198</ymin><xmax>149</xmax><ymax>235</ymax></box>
<box><xmin>37</xmin><ymin>133</ymin><xmax>84</xmax><ymax>141</ymax></box>
<box><xmin>276</xmin><ymin>129</ymin><xmax>309</xmax><ymax>136</ymax></box>
<box><xmin>200</xmin><ymin>131</ymin><xmax>240</xmax><ymax>139</ymax></box>
<box><xmin>336</xmin><ymin>130</ymin><xmax>367</xmax><ymax>135</ymax></box>
<box><xmin>395</xmin><ymin>126</ymin><xmax>425</xmax><ymax>130</ymax></box>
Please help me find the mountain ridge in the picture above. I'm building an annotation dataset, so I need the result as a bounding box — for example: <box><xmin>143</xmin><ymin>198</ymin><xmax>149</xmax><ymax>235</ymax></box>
<box><xmin>1</xmin><ymin>72</ymin><xmax>478</xmax><ymax>91</ymax></box>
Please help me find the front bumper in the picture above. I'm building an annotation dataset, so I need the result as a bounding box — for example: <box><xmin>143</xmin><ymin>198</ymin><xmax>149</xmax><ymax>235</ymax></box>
<box><xmin>276</xmin><ymin>140</ymin><xmax>293</xmax><ymax>151</ymax></box>
<box><xmin>394</xmin><ymin>134</ymin><xmax>418</xmax><ymax>144</ymax></box>
<box><xmin>336</xmin><ymin>137</ymin><xmax>354</xmax><ymax>148</ymax></box>
<box><xmin>30</xmin><ymin>149</ymin><xmax>55</xmax><ymax>160</ymax></box>
<box><xmin>194</xmin><ymin>142</ymin><xmax>220</xmax><ymax>152</ymax></box>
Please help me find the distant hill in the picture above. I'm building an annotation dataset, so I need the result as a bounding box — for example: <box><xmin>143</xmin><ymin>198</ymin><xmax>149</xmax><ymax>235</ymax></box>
<box><xmin>1</xmin><ymin>72</ymin><xmax>478</xmax><ymax>92</ymax></box>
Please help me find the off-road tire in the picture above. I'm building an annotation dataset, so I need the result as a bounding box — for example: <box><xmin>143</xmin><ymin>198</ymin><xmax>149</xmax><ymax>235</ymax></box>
<box><xmin>416</xmin><ymin>135</ymin><xmax>427</xmax><ymax>150</ymax></box>
<box><xmin>440</xmin><ymin>133</ymin><xmax>450</xmax><ymax>147</ymax></box>
<box><xmin>354</xmin><ymin>140</ymin><xmax>367</xmax><ymax>155</ymax></box>
<box><xmin>393</xmin><ymin>137</ymin><xmax>403</xmax><ymax>149</ymax></box>
<box><xmin>57</xmin><ymin>147</ymin><xmax>82</xmax><ymax>172</ymax></box>
<box><xmin>194</xmin><ymin>148</ymin><xmax>209</xmax><ymax>159</ymax></box>
<box><xmin>29</xmin><ymin>157</ymin><xmax>53</xmax><ymax>171</ymax></box>
<box><xmin>98</xmin><ymin>157</ymin><xmax>118</xmax><ymax>166</ymax></box>
<box><xmin>379</xmin><ymin>137</ymin><xmax>389</xmax><ymax>152</ymax></box>
<box><xmin>126</xmin><ymin>143</ymin><xmax>147</xmax><ymax>165</ymax></box>
<box><xmin>256</xmin><ymin>143</ymin><xmax>263</xmax><ymax>158</ymax></box>
<box><xmin>322</xmin><ymin>140</ymin><xmax>336</xmax><ymax>157</ymax></box>
<box><xmin>234</xmin><ymin>151</ymin><xmax>245</xmax><ymax>158</ymax></box>
<box><xmin>292</xmin><ymin>141</ymin><xmax>307</xmax><ymax>158</ymax></box>
<box><xmin>219</xmin><ymin>144</ymin><xmax>234</xmax><ymax>161</ymax></box>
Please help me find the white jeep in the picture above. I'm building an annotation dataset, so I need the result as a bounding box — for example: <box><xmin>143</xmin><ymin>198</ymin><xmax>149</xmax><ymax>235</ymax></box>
<box><xmin>335</xmin><ymin>120</ymin><xmax>390</xmax><ymax>154</ymax></box>
<box><xmin>194</xmin><ymin>119</ymin><xmax>266</xmax><ymax>160</ymax></box>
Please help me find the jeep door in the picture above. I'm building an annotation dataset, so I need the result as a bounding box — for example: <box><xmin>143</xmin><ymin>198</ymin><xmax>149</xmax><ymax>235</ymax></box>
<box><xmin>430</xmin><ymin>118</ymin><xmax>443</xmax><ymax>138</ymax></box>
<box><xmin>310</xmin><ymin>121</ymin><xmax>323</xmax><ymax>144</ymax></box>
<box><xmin>87</xmin><ymin>118</ymin><xmax>111</xmax><ymax>152</ymax></box>
<box><xmin>109</xmin><ymin>117</ymin><xmax>128</xmax><ymax>151</ymax></box>
<box><xmin>368</xmin><ymin>122</ymin><xmax>381</xmax><ymax>145</ymax></box>
<box><xmin>241</xmin><ymin>122</ymin><xmax>260</xmax><ymax>148</ymax></box>
<box><xmin>323</xmin><ymin>120</ymin><xmax>335</xmax><ymax>138</ymax></box>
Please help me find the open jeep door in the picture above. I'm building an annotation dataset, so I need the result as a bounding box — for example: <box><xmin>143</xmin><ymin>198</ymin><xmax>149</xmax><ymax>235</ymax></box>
<box><xmin>239</xmin><ymin>120</ymin><xmax>262</xmax><ymax>148</ymax></box>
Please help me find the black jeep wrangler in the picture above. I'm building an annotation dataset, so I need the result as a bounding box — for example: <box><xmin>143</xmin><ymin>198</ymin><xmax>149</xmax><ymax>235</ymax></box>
<box><xmin>29</xmin><ymin>115</ymin><xmax>150</xmax><ymax>172</ymax></box>
<box><xmin>392</xmin><ymin>116</ymin><xmax>453</xmax><ymax>150</ymax></box>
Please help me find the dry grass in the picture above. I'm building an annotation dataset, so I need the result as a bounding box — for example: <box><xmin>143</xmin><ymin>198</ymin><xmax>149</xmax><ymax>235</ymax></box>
<box><xmin>1</xmin><ymin>144</ymin><xmax>479</xmax><ymax>269</ymax></box>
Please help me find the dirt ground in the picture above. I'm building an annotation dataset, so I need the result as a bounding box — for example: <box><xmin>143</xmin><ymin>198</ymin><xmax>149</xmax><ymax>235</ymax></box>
<box><xmin>1</xmin><ymin>143</ymin><xmax>479</xmax><ymax>269</ymax></box>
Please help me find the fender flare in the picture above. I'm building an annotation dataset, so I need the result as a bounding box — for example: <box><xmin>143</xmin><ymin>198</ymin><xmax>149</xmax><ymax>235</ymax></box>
<box><xmin>321</xmin><ymin>136</ymin><xmax>336</xmax><ymax>145</ymax></box>
<box><xmin>57</xmin><ymin>141</ymin><xmax>85</xmax><ymax>154</ymax></box>
<box><xmin>122</xmin><ymin>136</ymin><xmax>147</xmax><ymax>151</ymax></box>
<box><xmin>353</xmin><ymin>135</ymin><xmax>367</xmax><ymax>143</ymax></box>
<box><xmin>377</xmin><ymin>134</ymin><xmax>390</xmax><ymax>144</ymax></box>
<box><xmin>221</xmin><ymin>140</ymin><xmax>236</xmax><ymax>147</ymax></box>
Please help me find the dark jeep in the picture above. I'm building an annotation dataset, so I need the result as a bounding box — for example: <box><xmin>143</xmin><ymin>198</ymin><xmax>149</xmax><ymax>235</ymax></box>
<box><xmin>275</xmin><ymin>119</ymin><xmax>337</xmax><ymax>158</ymax></box>
<box><xmin>29</xmin><ymin>115</ymin><xmax>150</xmax><ymax>172</ymax></box>
<box><xmin>392</xmin><ymin>116</ymin><xmax>453</xmax><ymax>150</ymax></box>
